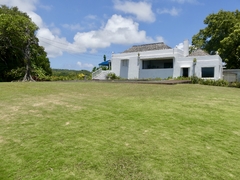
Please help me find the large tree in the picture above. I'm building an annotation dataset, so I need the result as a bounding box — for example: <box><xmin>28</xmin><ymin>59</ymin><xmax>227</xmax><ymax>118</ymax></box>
<box><xmin>192</xmin><ymin>10</ymin><xmax>240</xmax><ymax>69</ymax></box>
<box><xmin>0</xmin><ymin>5</ymin><xmax>51</xmax><ymax>81</ymax></box>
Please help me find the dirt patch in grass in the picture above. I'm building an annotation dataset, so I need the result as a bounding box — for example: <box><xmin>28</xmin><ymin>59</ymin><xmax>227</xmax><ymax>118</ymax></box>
<box><xmin>31</xmin><ymin>94</ymin><xmax>82</xmax><ymax>110</ymax></box>
<box><xmin>0</xmin><ymin>94</ymin><xmax>82</xmax><ymax>123</ymax></box>
<box><xmin>0</xmin><ymin>136</ymin><xmax>4</xmax><ymax>143</ymax></box>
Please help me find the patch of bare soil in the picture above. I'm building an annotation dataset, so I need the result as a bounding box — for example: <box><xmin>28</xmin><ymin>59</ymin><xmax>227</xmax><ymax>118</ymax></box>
<box><xmin>0</xmin><ymin>94</ymin><xmax>82</xmax><ymax>122</ymax></box>
<box><xmin>0</xmin><ymin>136</ymin><xmax>4</xmax><ymax>143</ymax></box>
<box><xmin>31</xmin><ymin>94</ymin><xmax>82</xmax><ymax>110</ymax></box>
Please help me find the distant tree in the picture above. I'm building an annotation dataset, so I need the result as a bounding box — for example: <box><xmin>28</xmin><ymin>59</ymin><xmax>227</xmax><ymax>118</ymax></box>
<box><xmin>192</xmin><ymin>10</ymin><xmax>240</xmax><ymax>69</ymax></box>
<box><xmin>0</xmin><ymin>5</ymin><xmax>51</xmax><ymax>81</ymax></box>
<box><xmin>103</xmin><ymin>54</ymin><xmax>106</xmax><ymax>61</ymax></box>
<box><xmin>92</xmin><ymin>66</ymin><xmax>97</xmax><ymax>72</ymax></box>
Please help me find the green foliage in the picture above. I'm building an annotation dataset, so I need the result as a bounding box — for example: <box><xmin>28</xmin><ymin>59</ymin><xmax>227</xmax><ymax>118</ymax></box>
<box><xmin>189</xmin><ymin>76</ymin><xmax>238</xmax><ymax>88</ymax></box>
<box><xmin>0</xmin><ymin>5</ymin><xmax>51</xmax><ymax>81</ymax></box>
<box><xmin>190</xmin><ymin>76</ymin><xmax>200</xmax><ymax>84</ymax></box>
<box><xmin>32</xmin><ymin>64</ymin><xmax>50</xmax><ymax>81</ymax></box>
<box><xmin>174</xmin><ymin>76</ymin><xmax>191</xmax><ymax>80</ymax></box>
<box><xmin>192</xmin><ymin>10</ymin><xmax>240</xmax><ymax>68</ymax></box>
<box><xmin>6</xmin><ymin>67</ymin><xmax>25</xmax><ymax>80</ymax></box>
<box><xmin>106</xmin><ymin>72</ymin><xmax>120</xmax><ymax>80</ymax></box>
<box><xmin>218</xmin><ymin>23</ymin><xmax>240</xmax><ymax>68</ymax></box>
<box><xmin>51</xmin><ymin>69</ymin><xmax>91</xmax><ymax>81</ymax></box>
<box><xmin>31</xmin><ymin>45</ymin><xmax>52</xmax><ymax>76</ymax></box>
<box><xmin>101</xmin><ymin>66</ymin><xmax>109</xmax><ymax>70</ymax></box>
<box><xmin>92</xmin><ymin>66</ymin><xmax>98</xmax><ymax>72</ymax></box>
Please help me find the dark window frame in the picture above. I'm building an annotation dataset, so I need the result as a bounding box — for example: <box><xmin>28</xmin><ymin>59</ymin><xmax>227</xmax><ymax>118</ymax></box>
<box><xmin>142</xmin><ymin>59</ymin><xmax>173</xmax><ymax>69</ymax></box>
<box><xmin>201</xmin><ymin>67</ymin><xmax>214</xmax><ymax>78</ymax></box>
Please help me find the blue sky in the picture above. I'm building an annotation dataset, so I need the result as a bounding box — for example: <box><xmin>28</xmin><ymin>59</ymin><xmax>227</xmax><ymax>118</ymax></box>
<box><xmin>1</xmin><ymin>0</ymin><xmax>240</xmax><ymax>71</ymax></box>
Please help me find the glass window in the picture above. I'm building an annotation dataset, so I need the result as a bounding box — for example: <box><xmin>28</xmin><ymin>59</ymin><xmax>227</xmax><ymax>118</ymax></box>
<box><xmin>142</xmin><ymin>59</ymin><xmax>173</xmax><ymax>69</ymax></box>
<box><xmin>122</xmin><ymin>60</ymin><xmax>128</xmax><ymax>67</ymax></box>
<box><xmin>202</xmin><ymin>67</ymin><xmax>214</xmax><ymax>78</ymax></box>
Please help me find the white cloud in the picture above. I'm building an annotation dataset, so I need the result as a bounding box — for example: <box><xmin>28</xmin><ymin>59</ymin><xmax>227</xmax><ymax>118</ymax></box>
<box><xmin>37</xmin><ymin>28</ymin><xmax>87</xmax><ymax>57</ymax></box>
<box><xmin>0</xmin><ymin>0</ymin><xmax>37</xmax><ymax>12</ymax></box>
<box><xmin>2</xmin><ymin>0</ymin><xmax>161</xmax><ymax>58</ymax></box>
<box><xmin>39</xmin><ymin>4</ymin><xmax>52</xmax><ymax>11</ymax></box>
<box><xmin>77</xmin><ymin>62</ymin><xmax>94</xmax><ymax>69</ymax></box>
<box><xmin>175</xmin><ymin>42</ymin><xmax>192</xmax><ymax>51</ymax></box>
<box><xmin>113</xmin><ymin>0</ymin><xmax>155</xmax><ymax>22</ymax></box>
<box><xmin>176</xmin><ymin>42</ymin><xmax>183</xmax><ymax>50</ymax></box>
<box><xmin>85</xmin><ymin>15</ymin><xmax>97</xmax><ymax>20</ymax></box>
<box><xmin>72</xmin><ymin>14</ymin><xmax>155</xmax><ymax>50</ymax></box>
<box><xmin>156</xmin><ymin>36</ymin><xmax>164</xmax><ymax>42</ymax></box>
<box><xmin>157</xmin><ymin>7</ymin><xmax>181</xmax><ymax>16</ymax></box>
<box><xmin>171</xmin><ymin>0</ymin><xmax>200</xmax><ymax>4</ymax></box>
<box><xmin>62</xmin><ymin>23</ymin><xmax>83</xmax><ymax>31</ymax></box>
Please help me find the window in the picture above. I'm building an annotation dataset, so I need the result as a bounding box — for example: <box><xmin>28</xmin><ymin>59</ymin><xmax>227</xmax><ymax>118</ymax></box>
<box><xmin>142</xmin><ymin>59</ymin><xmax>173</xmax><ymax>69</ymax></box>
<box><xmin>164</xmin><ymin>62</ymin><xmax>173</xmax><ymax>68</ymax></box>
<box><xmin>122</xmin><ymin>60</ymin><xmax>128</xmax><ymax>67</ymax></box>
<box><xmin>202</xmin><ymin>67</ymin><xmax>214</xmax><ymax>78</ymax></box>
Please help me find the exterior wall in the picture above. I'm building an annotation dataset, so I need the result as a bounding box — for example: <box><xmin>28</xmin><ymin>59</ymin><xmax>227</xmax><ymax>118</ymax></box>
<box><xmin>111</xmin><ymin>48</ymin><xmax>183</xmax><ymax>79</ymax></box>
<box><xmin>111</xmin><ymin>47</ymin><xmax>223</xmax><ymax>80</ymax></box>
<box><xmin>139</xmin><ymin>69</ymin><xmax>173</xmax><ymax>79</ymax></box>
<box><xmin>127</xmin><ymin>56</ymin><xmax>139</xmax><ymax>79</ymax></box>
<box><xmin>174</xmin><ymin>55</ymin><xmax>222</xmax><ymax>80</ymax></box>
<box><xmin>223</xmin><ymin>69</ymin><xmax>240</xmax><ymax>82</ymax></box>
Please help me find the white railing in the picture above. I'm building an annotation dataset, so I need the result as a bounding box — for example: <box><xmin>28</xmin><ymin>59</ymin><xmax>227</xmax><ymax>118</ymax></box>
<box><xmin>92</xmin><ymin>68</ymin><xmax>102</xmax><ymax>79</ymax></box>
<box><xmin>92</xmin><ymin>68</ymin><xmax>112</xmax><ymax>80</ymax></box>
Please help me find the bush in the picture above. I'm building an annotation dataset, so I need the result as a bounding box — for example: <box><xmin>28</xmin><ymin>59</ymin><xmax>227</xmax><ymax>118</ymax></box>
<box><xmin>175</xmin><ymin>76</ymin><xmax>191</xmax><ymax>80</ymax></box>
<box><xmin>6</xmin><ymin>67</ymin><xmax>25</xmax><ymax>81</ymax></box>
<box><xmin>101</xmin><ymin>66</ymin><xmax>109</xmax><ymax>70</ymax></box>
<box><xmin>190</xmin><ymin>76</ymin><xmax>200</xmax><ymax>84</ymax></box>
<box><xmin>190</xmin><ymin>76</ymin><xmax>231</xmax><ymax>87</ymax></box>
<box><xmin>229</xmin><ymin>82</ymin><xmax>240</xmax><ymax>88</ymax></box>
<box><xmin>106</xmin><ymin>72</ymin><xmax>120</xmax><ymax>80</ymax></box>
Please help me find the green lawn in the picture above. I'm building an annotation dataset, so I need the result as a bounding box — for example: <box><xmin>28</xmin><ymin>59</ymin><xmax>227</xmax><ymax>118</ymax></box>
<box><xmin>0</xmin><ymin>82</ymin><xmax>240</xmax><ymax>179</ymax></box>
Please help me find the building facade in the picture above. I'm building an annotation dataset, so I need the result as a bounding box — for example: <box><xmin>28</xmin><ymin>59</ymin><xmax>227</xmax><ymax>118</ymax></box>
<box><xmin>93</xmin><ymin>40</ymin><xmax>223</xmax><ymax>80</ymax></box>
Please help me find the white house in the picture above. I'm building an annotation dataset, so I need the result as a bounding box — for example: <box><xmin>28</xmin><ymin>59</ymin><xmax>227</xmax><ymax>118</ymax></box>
<box><xmin>93</xmin><ymin>40</ymin><xmax>223</xmax><ymax>80</ymax></box>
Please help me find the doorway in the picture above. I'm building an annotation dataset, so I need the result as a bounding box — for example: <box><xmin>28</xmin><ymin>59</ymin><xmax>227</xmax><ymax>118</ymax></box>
<box><xmin>182</xmin><ymin>68</ymin><xmax>189</xmax><ymax>77</ymax></box>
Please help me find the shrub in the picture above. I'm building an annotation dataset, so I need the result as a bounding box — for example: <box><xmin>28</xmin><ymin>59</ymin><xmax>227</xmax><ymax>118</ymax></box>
<box><xmin>6</xmin><ymin>67</ymin><xmax>25</xmax><ymax>81</ymax></box>
<box><xmin>175</xmin><ymin>76</ymin><xmax>191</xmax><ymax>80</ymax></box>
<box><xmin>106</xmin><ymin>72</ymin><xmax>120</xmax><ymax>80</ymax></box>
<box><xmin>229</xmin><ymin>82</ymin><xmax>240</xmax><ymax>88</ymax></box>
<box><xmin>190</xmin><ymin>76</ymin><xmax>231</xmax><ymax>87</ymax></box>
<box><xmin>101</xmin><ymin>66</ymin><xmax>109</xmax><ymax>70</ymax></box>
<box><xmin>190</xmin><ymin>76</ymin><xmax>200</xmax><ymax>84</ymax></box>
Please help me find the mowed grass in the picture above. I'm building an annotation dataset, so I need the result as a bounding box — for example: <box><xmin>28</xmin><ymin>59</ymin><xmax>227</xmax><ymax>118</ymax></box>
<box><xmin>0</xmin><ymin>82</ymin><xmax>240</xmax><ymax>180</ymax></box>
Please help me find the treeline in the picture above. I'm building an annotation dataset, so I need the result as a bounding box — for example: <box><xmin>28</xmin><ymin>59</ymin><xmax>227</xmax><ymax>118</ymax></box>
<box><xmin>51</xmin><ymin>69</ymin><xmax>91</xmax><ymax>81</ymax></box>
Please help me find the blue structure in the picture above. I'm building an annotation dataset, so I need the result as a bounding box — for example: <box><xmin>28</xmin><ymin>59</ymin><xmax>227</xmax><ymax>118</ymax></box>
<box><xmin>98</xmin><ymin>60</ymin><xmax>110</xmax><ymax>66</ymax></box>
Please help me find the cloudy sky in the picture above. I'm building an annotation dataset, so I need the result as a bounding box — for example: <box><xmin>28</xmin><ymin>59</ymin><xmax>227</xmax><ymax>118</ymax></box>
<box><xmin>1</xmin><ymin>0</ymin><xmax>239</xmax><ymax>70</ymax></box>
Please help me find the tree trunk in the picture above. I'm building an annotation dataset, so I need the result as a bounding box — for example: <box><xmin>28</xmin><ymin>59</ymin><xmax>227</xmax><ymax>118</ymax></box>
<box><xmin>22</xmin><ymin>35</ymin><xmax>35</xmax><ymax>82</ymax></box>
<box><xmin>22</xmin><ymin>62</ymin><xmax>34</xmax><ymax>81</ymax></box>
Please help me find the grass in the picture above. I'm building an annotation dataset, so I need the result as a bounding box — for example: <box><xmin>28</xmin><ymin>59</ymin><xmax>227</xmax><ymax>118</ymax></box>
<box><xmin>0</xmin><ymin>81</ymin><xmax>240</xmax><ymax>179</ymax></box>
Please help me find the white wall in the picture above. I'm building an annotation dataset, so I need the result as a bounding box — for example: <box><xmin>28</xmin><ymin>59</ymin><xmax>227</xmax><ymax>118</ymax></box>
<box><xmin>111</xmin><ymin>47</ymin><xmax>223</xmax><ymax>80</ymax></box>
<box><xmin>174</xmin><ymin>55</ymin><xmax>223</xmax><ymax>80</ymax></box>
<box><xmin>111</xmin><ymin>48</ymin><xmax>183</xmax><ymax>79</ymax></box>
<box><xmin>139</xmin><ymin>69</ymin><xmax>173</xmax><ymax>79</ymax></box>
<box><xmin>127</xmin><ymin>56</ymin><xmax>139</xmax><ymax>79</ymax></box>
<box><xmin>223</xmin><ymin>69</ymin><xmax>240</xmax><ymax>82</ymax></box>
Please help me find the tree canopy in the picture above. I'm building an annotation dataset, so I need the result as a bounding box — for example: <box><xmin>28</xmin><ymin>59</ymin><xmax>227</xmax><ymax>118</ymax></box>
<box><xmin>192</xmin><ymin>10</ymin><xmax>240</xmax><ymax>69</ymax></box>
<box><xmin>0</xmin><ymin>5</ymin><xmax>51</xmax><ymax>81</ymax></box>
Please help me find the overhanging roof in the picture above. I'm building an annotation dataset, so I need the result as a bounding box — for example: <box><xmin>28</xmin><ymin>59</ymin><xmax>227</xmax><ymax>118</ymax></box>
<box><xmin>122</xmin><ymin>42</ymin><xmax>171</xmax><ymax>53</ymax></box>
<box><xmin>99</xmin><ymin>60</ymin><xmax>110</xmax><ymax>66</ymax></box>
<box><xmin>188</xmin><ymin>49</ymin><xmax>209</xmax><ymax>56</ymax></box>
